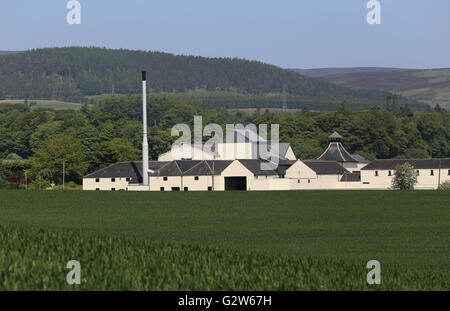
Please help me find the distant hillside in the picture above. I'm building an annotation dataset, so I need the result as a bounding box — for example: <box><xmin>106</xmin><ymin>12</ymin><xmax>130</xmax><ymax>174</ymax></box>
<box><xmin>292</xmin><ymin>67</ymin><xmax>450</xmax><ymax>109</ymax></box>
<box><xmin>0</xmin><ymin>51</ymin><xmax>22</xmax><ymax>55</ymax></box>
<box><xmin>292</xmin><ymin>67</ymin><xmax>411</xmax><ymax>78</ymax></box>
<box><xmin>0</xmin><ymin>47</ymin><xmax>408</xmax><ymax>109</ymax></box>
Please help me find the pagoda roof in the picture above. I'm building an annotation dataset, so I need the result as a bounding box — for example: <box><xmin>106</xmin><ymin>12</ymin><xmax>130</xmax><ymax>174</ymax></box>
<box><xmin>317</xmin><ymin>141</ymin><xmax>359</xmax><ymax>163</ymax></box>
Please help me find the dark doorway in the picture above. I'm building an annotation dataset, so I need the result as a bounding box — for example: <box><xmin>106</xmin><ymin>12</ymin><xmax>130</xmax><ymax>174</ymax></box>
<box><xmin>172</xmin><ymin>187</ymin><xmax>180</xmax><ymax>191</ymax></box>
<box><xmin>225</xmin><ymin>177</ymin><xmax>247</xmax><ymax>191</ymax></box>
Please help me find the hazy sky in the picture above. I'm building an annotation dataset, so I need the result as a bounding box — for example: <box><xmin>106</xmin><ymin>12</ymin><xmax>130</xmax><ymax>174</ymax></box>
<box><xmin>1</xmin><ymin>0</ymin><xmax>449</xmax><ymax>69</ymax></box>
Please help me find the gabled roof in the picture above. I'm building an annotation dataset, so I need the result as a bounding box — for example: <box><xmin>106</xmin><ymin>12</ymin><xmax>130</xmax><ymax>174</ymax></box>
<box><xmin>317</xmin><ymin>142</ymin><xmax>359</xmax><ymax>163</ymax></box>
<box><xmin>84</xmin><ymin>161</ymin><xmax>169</xmax><ymax>183</ymax></box>
<box><xmin>361</xmin><ymin>158</ymin><xmax>450</xmax><ymax>170</ymax></box>
<box><xmin>237</xmin><ymin>159</ymin><xmax>281</xmax><ymax>176</ymax></box>
<box><xmin>150</xmin><ymin>160</ymin><xmax>234</xmax><ymax>176</ymax></box>
<box><xmin>303</xmin><ymin>160</ymin><xmax>350</xmax><ymax>175</ymax></box>
<box><xmin>351</xmin><ymin>154</ymin><xmax>370</xmax><ymax>163</ymax></box>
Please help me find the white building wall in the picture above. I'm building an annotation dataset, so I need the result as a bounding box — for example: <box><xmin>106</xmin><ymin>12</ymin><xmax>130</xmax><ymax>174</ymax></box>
<box><xmin>83</xmin><ymin>177</ymin><xmax>130</xmax><ymax>191</ymax></box>
<box><xmin>216</xmin><ymin>142</ymin><xmax>253</xmax><ymax>160</ymax></box>
<box><xmin>158</xmin><ymin>145</ymin><xmax>216</xmax><ymax>161</ymax></box>
<box><xmin>214</xmin><ymin>160</ymin><xmax>254</xmax><ymax>190</ymax></box>
<box><xmin>343</xmin><ymin>162</ymin><xmax>368</xmax><ymax>172</ymax></box>
<box><xmin>284</xmin><ymin>146</ymin><xmax>297</xmax><ymax>160</ymax></box>
<box><xmin>149</xmin><ymin>176</ymin><xmax>182</xmax><ymax>191</ymax></box>
<box><xmin>361</xmin><ymin>168</ymin><xmax>450</xmax><ymax>190</ymax></box>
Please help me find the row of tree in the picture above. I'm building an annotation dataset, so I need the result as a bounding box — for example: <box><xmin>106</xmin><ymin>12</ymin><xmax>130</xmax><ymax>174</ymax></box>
<box><xmin>0</xmin><ymin>95</ymin><xmax>449</xmax><ymax>187</ymax></box>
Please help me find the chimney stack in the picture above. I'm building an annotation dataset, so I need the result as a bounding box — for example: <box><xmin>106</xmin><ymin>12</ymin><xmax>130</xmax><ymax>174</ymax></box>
<box><xmin>142</xmin><ymin>71</ymin><xmax>149</xmax><ymax>186</ymax></box>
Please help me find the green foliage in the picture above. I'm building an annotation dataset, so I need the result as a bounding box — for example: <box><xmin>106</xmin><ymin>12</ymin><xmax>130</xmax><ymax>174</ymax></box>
<box><xmin>29</xmin><ymin>135</ymin><xmax>87</xmax><ymax>184</ymax></box>
<box><xmin>0</xmin><ymin>47</ymin><xmax>394</xmax><ymax>105</ymax></box>
<box><xmin>0</xmin><ymin>225</ymin><xmax>446</xmax><ymax>290</ymax></box>
<box><xmin>392</xmin><ymin>163</ymin><xmax>418</xmax><ymax>190</ymax></box>
<box><xmin>438</xmin><ymin>180</ymin><xmax>450</xmax><ymax>190</ymax></box>
<box><xmin>94</xmin><ymin>138</ymin><xmax>140</xmax><ymax>166</ymax></box>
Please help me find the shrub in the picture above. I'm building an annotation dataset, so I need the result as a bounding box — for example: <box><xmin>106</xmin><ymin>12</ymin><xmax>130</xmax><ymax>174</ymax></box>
<box><xmin>392</xmin><ymin>163</ymin><xmax>418</xmax><ymax>190</ymax></box>
<box><xmin>438</xmin><ymin>180</ymin><xmax>450</xmax><ymax>190</ymax></box>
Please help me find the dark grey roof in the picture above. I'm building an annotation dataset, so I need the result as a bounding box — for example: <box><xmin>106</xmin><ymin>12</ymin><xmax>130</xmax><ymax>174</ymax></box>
<box><xmin>317</xmin><ymin>142</ymin><xmax>358</xmax><ymax>162</ymax></box>
<box><xmin>275</xmin><ymin>160</ymin><xmax>297</xmax><ymax>175</ymax></box>
<box><xmin>151</xmin><ymin>160</ymin><xmax>234</xmax><ymax>176</ymax></box>
<box><xmin>206</xmin><ymin>160</ymin><xmax>236</xmax><ymax>175</ymax></box>
<box><xmin>84</xmin><ymin>161</ymin><xmax>169</xmax><ymax>183</ymax></box>
<box><xmin>361</xmin><ymin>158</ymin><xmax>450</xmax><ymax>170</ymax></box>
<box><xmin>351</xmin><ymin>154</ymin><xmax>370</xmax><ymax>163</ymax></box>
<box><xmin>237</xmin><ymin>159</ymin><xmax>280</xmax><ymax>176</ymax></box>
<box><xmin>340</xmin><ymin>172</ymin><xmax>361</xmax><ymax>182</ymax></box>
<box><xmin>304</xmin><ymin>160</ymin><xmax>350</xmax><ymax>175</ymax></box>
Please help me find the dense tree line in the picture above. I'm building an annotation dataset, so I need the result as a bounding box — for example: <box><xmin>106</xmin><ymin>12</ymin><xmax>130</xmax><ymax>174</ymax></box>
<box><xmin>0</xmin><ymin>95</ymin><xmax>449</xmax><ymax>188</ymax></box>
<box><xmin>154</xmin><ymin>90</ymin><xmax>430</xmax><ymax>112</ymax></box>
<box><xmin>0</xmin><ymin>47</ymin><xmax>401</xmax><ymax>107</ymax></box>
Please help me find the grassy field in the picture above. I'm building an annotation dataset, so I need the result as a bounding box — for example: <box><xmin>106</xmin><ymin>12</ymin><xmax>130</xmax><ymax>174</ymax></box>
<box><xmin>298</xmin><ymin>67</ymin><xmax>450</xmax><ymax>110</ymax></box>
<box><xmin>0</xmin><ymin>190</ymin><xmax>449</xmax><ymax>290</ymax></box>
<box><xmin>1</xmin><ymin>226</ymin><xmax>446</xmax><ymax>290</ymax></box>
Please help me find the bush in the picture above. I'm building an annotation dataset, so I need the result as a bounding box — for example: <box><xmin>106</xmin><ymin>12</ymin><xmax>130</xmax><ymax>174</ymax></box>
<box><xmin>438</xmin><ymin>181</ymin><xmax>450</xmax><ymax>190</ymax></box>
<box><xmin>392</xmin><ymin>163</ymin><xmax>418</xmax><ymax>190</ymax></box>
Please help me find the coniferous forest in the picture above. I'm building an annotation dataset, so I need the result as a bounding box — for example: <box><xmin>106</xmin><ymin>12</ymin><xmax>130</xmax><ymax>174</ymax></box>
<box><xmin>0</xmin><ymin>47</ymin><xmax>429</xmax><ymax>111</ymax></box>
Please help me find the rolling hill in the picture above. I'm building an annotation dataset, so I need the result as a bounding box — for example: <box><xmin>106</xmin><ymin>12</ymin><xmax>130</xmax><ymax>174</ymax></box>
<box><xmin>292</xmin><ymin>67</ymin><xmax>450</xmax><ymax>110</ymax></box>
<box><xmin>0</xmin><ymin>47</ymin><xmax>427</xmax><ymax>111</ymax></box>
<box><xmin>0</xmin><ymin>51</ymin><xmax>22</xmax><ymax>55</ymax></box>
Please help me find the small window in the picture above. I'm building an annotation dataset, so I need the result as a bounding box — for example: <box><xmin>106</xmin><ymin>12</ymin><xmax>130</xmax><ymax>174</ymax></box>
<box><xmin>184</xmin><ymin>187</ymin><xmax>189</xmax><ymax>191</ymax></box>
<box><xmin>95</xmin><ymin>178</ymin><xmax>100</xmax><ymax>183</ymax></box>
<box><xmin>298</xmin><ymin>179</ymin><xmax>300</xmax><ymax>184</ymax></box>
<box><xmin>448</xmin><ymin>170</ymin><xmax>450</xmax><ymax>176</ymax></box>
<box><xmin>95</xmin><ymin>188</ymin><xmax>100</xmax><ymax>191</ymax></box>
<box><xmin>416</xmin><ymin>170</ymin><xmax>420</xmax><ymax>176</ymax></box>
<box><xmin>163</xmin><ymin>177</ymin><xmax>168</xmax><ymax>181</ymax></box>
<box><xmin>430</xmin><ymin>170</ymin><xmax>434</xmax><ymax>176</ymax></box>
<box><xmin>160</xmin><ymin>187</ymin><xmax>165</xmax><ymax>191</ymax></box>
<box><xmin>308</xmin><ymin>179</ymin><xmax>311</xmax><ymax>184</ymax></box>
<box><xmin>172</xmin><ymin>187</ymin><xmax>180</xmax><ymax>191</ymax></box>
<box><xmin>194</xmin><ymin>176</ymin><xmax>199</xmax><ymax>181</ymax></box>
<box><xmin>208</xmin><ymin>186</ymin><xmax>213</xmax><ymax>191</ymax></box>
<box><xmin>375</xmin><ymin>171</ymin><xmax>379</xmax><ymax>177</ymax></box>
<box><xmin>111</xmin><ymin>178</ymin><xmax>116</xmax><ymax>182</ymax></box>
<box><xmin>388</xmin><ymin>170</ymin><xmax>392</xmax><ymax>176</ymax></box>
<box><xmin>126</xmin><ymin>177</ymin><xmax>131</xmax><ymax>182</ymax></box>
<box><xmin>111</xmin><ymin>188</ymin><xmax>116</xmax><ymax>191</ymax></box>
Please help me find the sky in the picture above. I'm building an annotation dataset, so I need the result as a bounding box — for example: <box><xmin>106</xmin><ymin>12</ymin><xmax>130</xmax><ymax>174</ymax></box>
<box><xmin>1</xmin><ymin>0</ymin><xmax>449</xmax><ymax>69</ymax></box>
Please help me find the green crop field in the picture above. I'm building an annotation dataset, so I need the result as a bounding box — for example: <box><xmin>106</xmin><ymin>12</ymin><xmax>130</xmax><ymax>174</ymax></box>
<box><xmin>0</xmin><ymin>190</ymin><xmax>449</xmax><ymax>290</ymax></box>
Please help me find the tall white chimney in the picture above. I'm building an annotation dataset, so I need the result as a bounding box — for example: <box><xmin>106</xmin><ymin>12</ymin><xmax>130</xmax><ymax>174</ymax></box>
<box><xmin>142</xmin><ymin>71</ymin><xmax>149</xmax><ymax>186</ymax></box>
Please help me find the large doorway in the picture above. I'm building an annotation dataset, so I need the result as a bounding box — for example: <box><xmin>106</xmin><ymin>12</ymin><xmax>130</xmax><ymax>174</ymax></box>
<box><xmin>225</xmin><ymin>177</ymin><xmax>247</xmax><ymax>191</ymax></box>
